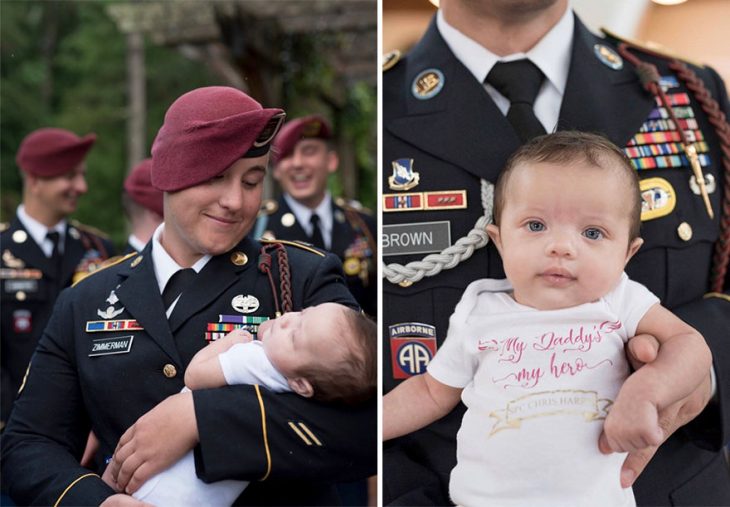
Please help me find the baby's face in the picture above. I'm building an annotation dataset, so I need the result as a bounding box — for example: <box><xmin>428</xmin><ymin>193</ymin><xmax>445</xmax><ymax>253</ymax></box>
<box><xmin>487</xmin><ymin>161</ymin><xmax>641</xmax><ymax>310</ymax></box>
<box><xmin>258</xmin><ymin>303</ymin><xmax>349</xmax><ymax>378</ymax></box>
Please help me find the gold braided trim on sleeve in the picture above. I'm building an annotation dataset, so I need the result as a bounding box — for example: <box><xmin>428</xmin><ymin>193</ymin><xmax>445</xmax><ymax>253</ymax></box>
<box><xmin>703</xmin><ymin>292</ymin><xmax>730</xmax><ymax>303</ymax></box>
<box><xmin>254</xmin><ymin>384</ymin><xmax>272</xmax><ymax>481</ymax></box>
<box><xmin>53</xmin><ymin>473</ymin><xmax>99</xmax><ymax>507</ymax></box>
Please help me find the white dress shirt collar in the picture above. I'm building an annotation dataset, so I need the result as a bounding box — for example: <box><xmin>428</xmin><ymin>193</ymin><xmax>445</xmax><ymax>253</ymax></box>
<box><xmin>16</xmin><ymin>204</ymin><xmax>66</xmax><ymax>257</ymax></box>
<box><xmin>151</xmin><ymin>224</ymin><xmax>211</xmax><ymax>296</ymax></box>
<box><xmin>283</xmin><ymin>192</ymin><xmax>334</xmax><ymax>250</ymax></box>
<box><xmin>436</xmin><ymin>7</ymin><xmax>574</xmax><ymax>132</ymax></box>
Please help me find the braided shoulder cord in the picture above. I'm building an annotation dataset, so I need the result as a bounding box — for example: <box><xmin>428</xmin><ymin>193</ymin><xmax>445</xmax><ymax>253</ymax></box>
<box><xmin>382</xmin><ymin>179</ymin><xmax>494</xmax><ymax>286</ymax></box>
<box><xmin>274</xmin><ymin>244</ymin><xmax>293</xmax><ymax>314</ymax></box>
<box><xmin>617</xmin><ymin>43</ymin><xmax>730</xmax><ymax>292</ymax></box>
<box><xmin>671</xmin><ymin>61</ymin><xmax>730</xmax><ymax>291</ymax></box>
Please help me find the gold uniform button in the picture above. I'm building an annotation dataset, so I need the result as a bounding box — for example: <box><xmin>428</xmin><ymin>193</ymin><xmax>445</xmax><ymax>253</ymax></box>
<box><xmin>16</xmin><ymin>291</ymin><xmax>26</xmax><ymax>301</ymax></box>
<box><xmin>677</xmin><ymin>222</ymin><xmax>693</xmax><ymax>241</ymax></box>
<box><xmin>163</xmin><ymin>364</ymin><xmax>177</xmax><ymax>378</ymax></box>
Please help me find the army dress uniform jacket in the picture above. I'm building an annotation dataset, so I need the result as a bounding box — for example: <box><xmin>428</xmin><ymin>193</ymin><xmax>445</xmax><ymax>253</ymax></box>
<box><xmin>1</xmin><ymin>237</ymin><xmax>376</xmax><ymax>506</ymax></box>
<box><xmin>0</xmin><ymin>218</ymin><xmax>114</xmax><ymax>426</ymax></box>
<box><xmin>258</xmin><ymin>196</ymin><xmax>377</xmax><ymax>318</ymax></box>
<box><xmin>382</xmin><ymin>13</ymin><xmax>730</xmax><ymax>507</ymax></box>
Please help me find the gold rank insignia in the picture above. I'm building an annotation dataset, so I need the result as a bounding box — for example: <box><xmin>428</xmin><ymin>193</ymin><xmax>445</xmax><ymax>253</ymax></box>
<box><xmin>593</xmin><ymin>44</ymin><xmax>623</xmax><ymax>70</ymax></box>
<box><xmin>230</xmin><ymin>251</ymin><xmax>248</xmax><ymax>266</ymax></box>
<box><xmin>12</xmin><ymin>230</ymin><xmax>27</xmax><ymax>244</ymax></box>
<box><xmin>383</xmin><ymin>50</ymin><xmax>401</xmax><ymax>71</ymax></box>
<box><xmin>281</xmin><ymin>213</ymin><xmax>296</xmax><ymax>227</ymax></box>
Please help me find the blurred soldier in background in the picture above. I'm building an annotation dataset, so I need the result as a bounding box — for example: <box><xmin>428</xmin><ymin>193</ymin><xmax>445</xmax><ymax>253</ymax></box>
<box><xmin>122</xmin><ymin>158</ymin><xmax>164</xmax><ymax>253</ymax></box>
<box><xmin>1</xmin><ymin>127</ymin><xmax>115</xmax><ymax>428</ymax></box>
<box><xmin>256</xmin><ymin>115</ymin><xmax>377</xmax><ymax>318</ymax></box>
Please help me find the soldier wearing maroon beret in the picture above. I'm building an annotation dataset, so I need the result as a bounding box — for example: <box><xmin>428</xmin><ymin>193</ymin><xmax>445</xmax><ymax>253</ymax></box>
<box><xmin>256</xmin><ymin>115</ymin><xmax>377</xmax><ymax>319</ymax></box>
<box><xmin>122</xmin><ymin>158</ymin><xmax>163</xmax><ymax>253</ymax></box>
<box><xmin>2</xmin><ymin>87</ymin><xmax>376</xmax><ymax>507</ymax></box>
<box><xmin>0</xmin><ymin>127</ymin><xmax>115</xmax><ymax>428</ymax></box>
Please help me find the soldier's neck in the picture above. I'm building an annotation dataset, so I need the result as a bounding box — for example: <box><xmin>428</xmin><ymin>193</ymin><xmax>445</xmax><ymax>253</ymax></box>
<box><xmin>23</xmin><ymin>199</ymin><xmax>64</xmax><ymax>228</ymax></box>
<box><xmin>441</xmin><ymin>0</ymin><xmax>567</xmax><ymax>56</ymax></box>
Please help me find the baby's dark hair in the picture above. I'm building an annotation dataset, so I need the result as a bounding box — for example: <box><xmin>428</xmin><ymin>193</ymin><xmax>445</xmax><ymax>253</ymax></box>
<box><xmin>493</xmin><ymin>131</ymin><xmax>642</xmax><ymax>240</ymax></box>
<box><xmin>297</xmin><ymin>308</ymin><xmax>377</xmax><ymax>405</ymax></box>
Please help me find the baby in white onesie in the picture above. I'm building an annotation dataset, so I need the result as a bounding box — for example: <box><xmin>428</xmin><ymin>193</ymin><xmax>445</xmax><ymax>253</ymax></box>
<box><xmin>383</xmin><ymin>131</ymin><xmax>711</xmax><ymax>507</ymax></box>
<box><xmin>102</xmin><ymin>302</ymin><xmax>375</xmax><ymax>506</ymax></box>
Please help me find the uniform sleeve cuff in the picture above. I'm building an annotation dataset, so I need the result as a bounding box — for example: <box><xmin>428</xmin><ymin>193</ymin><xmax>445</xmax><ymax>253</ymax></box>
<box><xmin>54</xmin><ymin>473</ymin><xmax>115</xmax><ymax>507</ymax></box>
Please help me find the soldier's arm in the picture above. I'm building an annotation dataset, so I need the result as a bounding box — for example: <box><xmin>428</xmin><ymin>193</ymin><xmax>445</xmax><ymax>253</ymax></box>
<box><xmin>191</xmin><ymin>251</ymin><xmax>373</xmax><ymax>482</ymax></box>
<box><xmin>1</xmin><ymin>290</ymin><xmax>116</xmax><ymax>506</ymax></box>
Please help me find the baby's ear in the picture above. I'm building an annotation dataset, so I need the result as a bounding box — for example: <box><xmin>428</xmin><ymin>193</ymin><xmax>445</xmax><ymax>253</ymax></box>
<box><xmin>486</xmin><ymin>224</ymin><xmax>502</xmax><ymax>253</ymax></box>
<box><xmin>625</xmin><ymin>237</ymin><xmax>644</xmax><ymax>264</ymax></box>
<box><xmin>288</xmin><ymin>378</ymin><xmax>314</xmax><ymax>398</ymax></box>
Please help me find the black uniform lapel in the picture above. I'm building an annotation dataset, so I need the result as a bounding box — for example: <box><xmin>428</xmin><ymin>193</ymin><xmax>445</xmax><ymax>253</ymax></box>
<box><xmin>168</xmin><ymin>238</ymin><xmax>257</xmax><ymax>333</ymax></box>
<box><xmin>272</xmin><ymin>197</ymin><xmax>309</xmax><ymax>242</ymax></box>
<box><xmin>386</xmin><ymin>17</ymin><xmax>518</xmax><ymax>183</ymax></box>
<box><xmin>330</xmin><ymin>201</ymin><xmax>352</xmax><ymax>259</ymax></box>
<box><xmin>59</xmin><ymin>225</ymin><xmax>85</xmax><ymax>285</ymax></box>
<box><xmin>558</xmin><ymin>15</ymin><xmax>655</xmax><ymax>147</ymax></box>
<box><xmin>6</xmin><ymin>219</ymin><xmax>55</xmax><ymax>277</ymax></box>
<box><xmin>114</xmin><ymin>246</ymin><xmax>181</xmax><ymax>365</ymax></box>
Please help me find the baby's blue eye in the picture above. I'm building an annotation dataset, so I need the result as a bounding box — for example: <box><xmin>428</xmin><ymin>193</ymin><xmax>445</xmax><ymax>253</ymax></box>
<box><xmin>583</xmin><ymin>228</ymin><xmax>603</xmax><ymax>240</ymax></box>
<box><xmin>527</xmin><ymin>221</ymin><xmax>545</xmax><ymax>232</ymax></box>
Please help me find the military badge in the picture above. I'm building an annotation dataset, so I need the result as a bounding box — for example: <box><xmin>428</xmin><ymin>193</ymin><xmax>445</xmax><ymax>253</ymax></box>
<box><xmin>97</xmin><ymin>289</ymin><xmax>125</xmax><ymax>319</ymax></box>
<box><xmin>689</xmin><ymin>173</ymin><xmax>716</xmax><ymax>195</ymax></box>
<box><xmin>13</xmin><ymin>310</ymin><xmax>32</xmax><ymax>334</ymax></box>
<box><xmin>389</xmin><ymin>158</ymin><xmax>420</xmax><ymax>191</ymax></box>
<box><xmin>390</xmin><ymin>322</ymin><xmax>437</xmax><ymax>379</ymax></box>
<box><xmin>639</xmin><ymin>177</ymin><xmax>676</xmax><ymax>221</ymax></box>
<box><xmin>412</xmin><ymin>68</ymin><xmax>445</xmax><ymax>100</ymax></box>
<box><xmin>231</xmin><ymin>294</ymin><xmax>260</xmax><ymax>314</ymax></box>
<box><xmin>2</xmin><ymin>250</ymin><xmax>25</xmax><ymax>269</ymax></box>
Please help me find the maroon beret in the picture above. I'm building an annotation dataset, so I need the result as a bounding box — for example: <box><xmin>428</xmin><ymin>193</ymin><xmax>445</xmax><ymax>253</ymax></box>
<box><xmin>151</xmin><ymin>86</ymin><xmax>285</xmax><ymax>192</ymax></box>
<box><xmin>16</xmin><ymin>128</ymin><xmax>96</xmax><ymax>178</ymax></box>
<box><xmin>272</xmin><ymin>115</ymin><xmax>332</xmax><ymax>164</ymax></box>
<box><xmin>124</xmin><ymin>158</ymin><xmax>164</xmax><ymax>216</ymax></box>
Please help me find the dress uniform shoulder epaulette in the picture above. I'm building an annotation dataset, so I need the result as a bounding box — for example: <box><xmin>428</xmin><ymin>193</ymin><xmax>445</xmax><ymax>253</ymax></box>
<box><xmin>258</xmin><ymin>199</ymin><xmax>278</xmax><ymax>217</ymax></box>
<box><xmin>600</xmin><ymin>27</ymin><xmax>704</xmax><ymax>68</ymax></box>
<box><xmin>260</xmin><ymin>238</ymin><xmax>326</xmax><ymax>257</ymax></box>
<box><xmin>335</xmin><ymin>197</ymin><xmax>373</xmax><ymax>215</ymax></box>
<box><xmin>383</xmin><ymin>50</ymin><xmax>402</xmax><ymax>72</ymax></box>
<box><xmin>69</xmin><ymin>219</ymin><xmax>111</xmax><ymax>240</ymax></box>
<box><xmin>0</xmin><ymin>222</ymin><xmax>8</xmax><ymax>233</ymax></box>
<box><xmin>72</xmin><ymin>252</ymin><xmax>137</xmax><ymax>287</ymax></box>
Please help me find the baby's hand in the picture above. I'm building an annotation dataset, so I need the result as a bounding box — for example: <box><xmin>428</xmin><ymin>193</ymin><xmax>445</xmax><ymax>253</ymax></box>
<box><xmin>225</xmin><ymin>328</ymin><xmax>253</xmax><ymax>344</ymax></box>
<box><xmin>102</xmin><ymin>462</ymin><xmax>120</xmax><ymax>492</ymax></box>
<box><xmin>602</xmin><ymin>395</ymin><xmax>663</xmax><ymax>453</ymax></box>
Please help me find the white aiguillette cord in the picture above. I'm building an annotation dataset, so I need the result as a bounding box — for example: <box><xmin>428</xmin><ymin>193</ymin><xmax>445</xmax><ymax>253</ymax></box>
<box><xmin>383</xmin><ymin>179</ymin><xmax>494</xmax><ymax>287</ymax></box>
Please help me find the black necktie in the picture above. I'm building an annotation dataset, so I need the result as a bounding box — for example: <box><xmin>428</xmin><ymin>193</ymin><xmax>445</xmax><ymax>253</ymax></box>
<box><xmin>486</xmin><ymin>60</ymin><xmax>547</xmax><ymax>143</ymax></box>
<box><xmin>46</xmin><ymin>231</ymin><xmax>62</xmax><ymax>275</ymax></box>
<box><xmin>309</xmin><ymin>214</ymin><xmax>326</xmax><ymax>249</ymax></box>
<box><xmin>161</xmin><ymin>268</ymin><xmax>197</xmax><ymax>310</ymax></box>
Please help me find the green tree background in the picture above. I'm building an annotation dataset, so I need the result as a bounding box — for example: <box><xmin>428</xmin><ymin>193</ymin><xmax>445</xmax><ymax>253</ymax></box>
<box><xmin>1</xmin><ymin>1</ymin><xmax>376</xmax><ymax>249</ymax></box>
